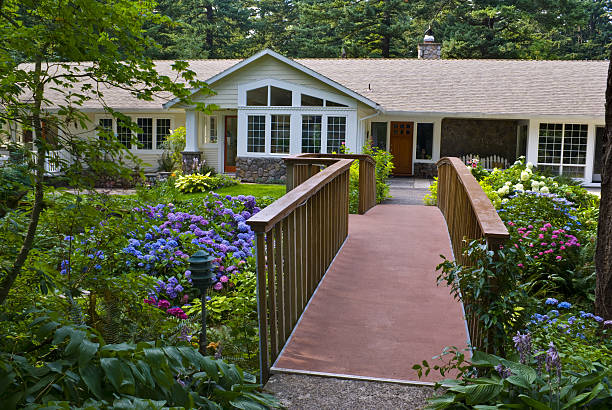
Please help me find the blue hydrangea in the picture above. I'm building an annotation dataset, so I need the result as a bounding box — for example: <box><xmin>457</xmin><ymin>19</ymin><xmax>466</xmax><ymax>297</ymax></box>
<box><xmin>545</xmin><ymin>298</ymin><xmax>558</xmax><ymax>305</ymax></box>
<box><xmin>557</xmin><ymin>301</ymin><xmax>571</xmax><ymax>309</ymax></box>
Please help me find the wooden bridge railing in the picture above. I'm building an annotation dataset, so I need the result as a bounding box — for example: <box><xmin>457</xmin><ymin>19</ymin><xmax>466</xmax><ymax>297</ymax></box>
<box><xmin>246</xmin><ymin>157</ymin><xmax>353</xmax><ymax>383</ymax></box>
<box><xmin>285</xmin><ymin>153</ymin><xmax>377</xmax><ymax>214</ymax></box>
<box><xmin>436</xmin><ymin>157</ymin><xmax>510</xmax><ymax>351</ymax></box>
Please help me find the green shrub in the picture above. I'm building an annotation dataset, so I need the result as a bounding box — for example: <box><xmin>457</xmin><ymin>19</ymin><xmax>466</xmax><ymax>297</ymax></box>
<box><xmin>348</xmin><ymin>145</ymin><xmax>394</xmax><ymax>213</ymax></box>
<box><xmin>423</xmin><ymin>177</ymin><xmax>438</xmax><ymax>206</ymax></box>
<box><xmin>0</xmin><ymin>162</ymin><xmax>32</xmax><ymax>216</ymax></box>
<box><xmin>174</xmin><ymin>173</ymin><xmax>239</xmax><ymax>194</ymax></box>
<box><xmin>0</xmin><ymin>316</ymin><xmax>279</xmax><ymax>409</ymax></box>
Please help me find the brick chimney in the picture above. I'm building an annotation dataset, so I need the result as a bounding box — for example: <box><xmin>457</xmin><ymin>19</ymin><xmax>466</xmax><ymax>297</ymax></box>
<box><xmin>417</xmin><ymin>26</ymin><xmax>441</xmax><ymax>59</ymax></box>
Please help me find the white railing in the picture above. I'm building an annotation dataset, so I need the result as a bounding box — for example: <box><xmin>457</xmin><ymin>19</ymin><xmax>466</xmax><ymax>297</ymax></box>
<box><xmin>460</xmin><ymin>154</ymin><xmax>509</xmax><ymax>170</ymax></box>
<box><xmin>31</xmin><ymin>150</ymin><xmax>62</xmax><ymax>174</ymax></box>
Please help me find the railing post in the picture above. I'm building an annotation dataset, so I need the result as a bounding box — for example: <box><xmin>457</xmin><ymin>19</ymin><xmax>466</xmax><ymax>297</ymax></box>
<box><xmin>254</xmin><ymin>232</ymin><xmax>269</xmax><ymax>383</ymax></box>
<box><xmin>286</xmin><ymin>161</ymin><xmax>294</xmax><ymax>192</ymax></box>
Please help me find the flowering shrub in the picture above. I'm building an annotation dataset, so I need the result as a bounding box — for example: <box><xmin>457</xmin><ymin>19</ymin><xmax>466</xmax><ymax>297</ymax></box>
<box><xmin>466</xmin><ymin>157</ymin><xmax>490</xmax><ymax>181</ymax></box>
<box><xmin>528</xmin><ymin>298</ymin><xmax>612</xmax><ymax>371</ymax></box>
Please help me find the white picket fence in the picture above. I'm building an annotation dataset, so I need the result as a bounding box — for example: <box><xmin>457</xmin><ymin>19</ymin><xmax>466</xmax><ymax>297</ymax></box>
<box><xmin>460</xmin><ymin>154</ymin><xmax>509</xmax><ymax>170</ymax></box>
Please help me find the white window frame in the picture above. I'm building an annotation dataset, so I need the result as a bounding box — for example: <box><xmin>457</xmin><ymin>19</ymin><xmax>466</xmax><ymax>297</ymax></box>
<box><xmin>414</xmin><ymin>122</ymin><xmax>435</xmax><ymax>163</ymax></box>
<box><xmin>246</xmin><ymin>113</ymin><xmax>267</xmax><ymax>154</ymax></box>
<box><xmin>537</xmin><ymin>122</ymin><xmax>588</xmax><ymax>178</ymax></box>
<box><xmin>93</xmin><ymin>114</ymin><xmax>173</xmax><ymax>152</ymax></box>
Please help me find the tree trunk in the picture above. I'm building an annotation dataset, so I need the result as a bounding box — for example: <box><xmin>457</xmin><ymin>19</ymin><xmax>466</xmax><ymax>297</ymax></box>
<box><xmin>0</xmin><ymin>56</ymin><xmax>46</xmax><ymax>305</ymax></box>
<box><xmin>594</xmin><ymin>49</ymin><xmax>612</xmax><ymax>320</ymax></box>
<box><xmin>205</xmin><ymin>4</ymin><xmax>214</xmax><ymax>56</ymax></box>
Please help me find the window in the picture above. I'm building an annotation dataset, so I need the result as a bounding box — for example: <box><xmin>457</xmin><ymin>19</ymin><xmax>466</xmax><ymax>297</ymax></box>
<box><xmin>302</xmin><ymin>115</ymin><xmax>322</xmax><ymax>153</ymax></box>
<box><xmin>247</xmin><ymin>115</ymin><xmax>266</xmax><ymax>153</ymax></box>
<box><xmin>209</xmin><ymin>117</ymin><xmax>218</xmax><ymax>143</ymax></box>
<box><xmin>156</xmin><ymin>118</ymin><xmax>171</xmax><ymax>149</ymax></box>
<box><xmin>270</xmin><ymin>86</ymin><xmax>292</xmax><ymax>106</ymax></box>
<box><xmin>301</xmin><ymin>94</ymin><xmax>324</xmax><ymax>106</ymax></box>
<box><xmin>416</xmin><ymin>123</ymin><xmax>434</xmax><ymax>160</ymax></box>
<box><xmin>371</xmin><ymin>122</ymin><xmax>387</xmax><ymax>151</ymax></box>
<box><xmin>137</xmin><ymin>118</ymin><xmax>153</xmax><ymax>149</ymax></box>
<box><xmin>271</xmin><ymin>115</ymin><xmax>291</xmax><ymax>154</ymax></box>
<box><xmin>327</xmin><ymin>116</ymin><xmax>346</xmax><ymax>153</ymax></box>
<box><xmin>538</xmin><ymin>123</ymin><xmax>587</xmax><ymax>178</ymax></box>
<box><xmin>117</xmin><ymin>119</ymin><xmax>132</xmax><ymax>148</ymax></box>
<box><xmin>326</xmin><ymin>100</ymin><xmax>348</xmax><ymax>107</ymax></box>
<box><xmin>246</xmin><ymin>87</ymin><xmax>268</xmax><ymax>106</ymax></box>
<box><xmin>98</xmin><ymin>118</ymin><xmax>113</xmax><ymax>140</ymax></box>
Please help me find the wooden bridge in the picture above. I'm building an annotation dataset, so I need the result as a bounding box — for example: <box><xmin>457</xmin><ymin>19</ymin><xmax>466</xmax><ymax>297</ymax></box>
<box><xmin>246</xmin><ymin>155</ymin><xmax>509</xmax><ymax>385</ymax></box>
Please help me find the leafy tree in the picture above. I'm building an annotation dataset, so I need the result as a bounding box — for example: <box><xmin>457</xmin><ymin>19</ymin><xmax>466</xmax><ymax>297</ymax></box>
<box><xmin>595</xmin><ymin>48</ymin><xmax>612</xmax><ymax>320</ymax></box>
<box><xmin>0</xmin><ymin>0</ymin><xmax>213</xmax><ymax>304</ymax></box>
<box><xmin>294</xmin><ymin>0</ymin><xmax>418</xmax><ymax>58</ymax></box>
<box><xmin>145</xmin><ymin>0</ymin><xmax>254</xmax><ymax>59</ymax></box>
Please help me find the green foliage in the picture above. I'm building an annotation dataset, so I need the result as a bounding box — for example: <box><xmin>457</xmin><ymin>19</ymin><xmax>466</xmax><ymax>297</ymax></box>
<box><xmin>424</xmin><ymin>350</ymin><xmax>612</xmax><ymax>409</ymax></box>
<box><xmin>348</xmin><ymin>145</ymin><xmax>394</xmax><ymax>213</ymax></box>
<box><xmin>0</xmin><ymin>161</ymin><xmax>32</xmax><ymax>217</ymax></box>
<box><xmin>174</xmin><ymin>173</ymin><xmax>240</xmax><ymax>194</ymax></box>
<box><xmin>0</xmin><ymin>317</ymin><xmax>279</xmax><ymax>409</ymax></box>
<box><xmin>437</xmin><ymin>240</ymin><xmax>535</xmax><ymax>354</ymax></box>
<box><xmin>423</xmin><ymin>177</ymin><xmax>438</xmax><ymax>206</ymax></box>
<box><xmin>160</xmin><ymin>127</ymin><xmax>187</xmax><ymax>171</ymax></box>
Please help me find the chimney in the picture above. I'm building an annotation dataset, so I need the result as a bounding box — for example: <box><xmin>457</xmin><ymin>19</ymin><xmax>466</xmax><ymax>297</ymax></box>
<box><xmin>417</xmin><ymin>26</ymin><xmax>441</xmax><ymax>59</ymax></box>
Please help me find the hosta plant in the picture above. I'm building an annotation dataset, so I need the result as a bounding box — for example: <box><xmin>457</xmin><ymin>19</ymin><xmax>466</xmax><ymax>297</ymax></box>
<box><xmin>175</xmin><ymin>172</ymin><xmax>212</xmax><ymax>193</ymax></box>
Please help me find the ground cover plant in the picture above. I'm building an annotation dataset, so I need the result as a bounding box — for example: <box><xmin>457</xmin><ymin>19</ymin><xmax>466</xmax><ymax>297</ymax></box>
<box><xmin>419</xmin><ymin>158</ymin><xmax>608</xmax><ymax>408</ymax></box>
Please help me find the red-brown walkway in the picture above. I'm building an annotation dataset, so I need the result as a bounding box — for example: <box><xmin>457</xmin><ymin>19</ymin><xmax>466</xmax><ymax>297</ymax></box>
<box><xmin>272</xmin><ymin>204</ymin><xmax>468</xmax><ymax>384</ymax></box>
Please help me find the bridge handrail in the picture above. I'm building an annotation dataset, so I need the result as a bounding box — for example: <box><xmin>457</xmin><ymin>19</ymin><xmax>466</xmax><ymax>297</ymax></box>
<box><xmin>284</xmin><ymin>153</ymin><xmax>376</xmax><ymax>215</ymax></box>
<box><xmin>436</xmin><ymin>156</ymin><xmax>509</xmax><ymax>352</ymax></box>
<box><xmin>246</xmin><ymin>156</ymin><xmax>353</xmax><ymax>383</ymax></box>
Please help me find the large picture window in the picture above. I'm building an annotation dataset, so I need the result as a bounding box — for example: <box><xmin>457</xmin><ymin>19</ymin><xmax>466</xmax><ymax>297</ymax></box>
<box><xmin>301</xmin><ymin>115</ymin><xmax>322</xmax><ymax>153</ymax></box>
<box><xmin>271</xmin><ymin>115</ymin><xmax>290</xmax><ymax>153</ymax></box>
<box><xmin>327</xmin><ymin>116</ymin><xmax>346</xmax><ymax>153</ymax></box>
<box><xmin>538</xmin><ymin>123</ymin><xmax>587</xmax><ymax>178</ymax></box>
<box><xmin>247</xmin><ymin>115</ymin><xmax>266</xmax><ymax>153</ymax></box>
<box><xmin>371</xmin><ymin>122</ymin><xmax>387</xmax><ymax>150</ymax></box>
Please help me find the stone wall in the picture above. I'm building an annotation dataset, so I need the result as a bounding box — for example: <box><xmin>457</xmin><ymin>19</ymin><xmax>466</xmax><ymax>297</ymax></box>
<box><xmin>236</xmin><ymin>157</ymin><xmax>286</xmax><ymax>183</ymax></box>
<box><xmin>440</xmin><ymin>118</ymin><xmax>518</xmax><ymax>163</ymax></box>
<box><xmin>414</xmin><ymin>162</ymin><xmax>437</xmax><ymax>178</ymax></box>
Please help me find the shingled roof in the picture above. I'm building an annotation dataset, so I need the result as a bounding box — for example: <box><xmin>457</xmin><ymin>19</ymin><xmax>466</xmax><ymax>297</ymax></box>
<box><xmin>28</xmin><ymin>57</ymin><xmax>608</xmax><ymax>118</ymax></box>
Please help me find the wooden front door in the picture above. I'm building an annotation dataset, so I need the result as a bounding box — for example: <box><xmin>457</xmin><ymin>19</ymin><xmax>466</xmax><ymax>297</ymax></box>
<box><xmin>390</xmin><ymin>121</ymin><xmax>414</xmax><ymax>175</ymax></box>
<box><xmin>224</xmin><ymin>116</ymin><xmax>237</xmax><ymax>173</ymax></box>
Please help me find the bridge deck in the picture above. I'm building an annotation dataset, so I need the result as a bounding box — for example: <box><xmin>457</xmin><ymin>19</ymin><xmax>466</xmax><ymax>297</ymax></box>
<box><xmin>271</xmin><ymin>204</ymin><xmax>468</xmax><ymax>384</ymax></box>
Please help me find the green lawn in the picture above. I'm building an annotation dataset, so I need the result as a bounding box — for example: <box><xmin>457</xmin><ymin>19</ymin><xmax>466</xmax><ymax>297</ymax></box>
<box><xmin>175</xmin><ymin>183</ymin><xmax>286</xmax><ymax>203</ymax></box>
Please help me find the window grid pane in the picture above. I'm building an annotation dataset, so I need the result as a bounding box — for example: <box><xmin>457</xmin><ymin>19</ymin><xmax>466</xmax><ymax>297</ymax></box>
<box><xmin>538</xmin><ymin>123</ymin><xmax>562</xmax><ymax>164</ymax></box>
<box><xmin>271</xmin><ymin>115</ymin><xmax>290</xmax><ymax>154</ymax></box>
<box><xmin>117</xmin><ymin>120</ymin><xmax>131</xmax><ymax>148</ymax></box>
<box><xmin>98</xmin><ymin>118</ymin><xmax>113</xmax><ymax>140</ymax></box>
<box><xmin>137</xmin><ymin>118</ymin><xmax>153</xmax><ymax>150</ymax></box>
<box><xmin>209</xmin><ymin>117</ymin><xmax>218</xmax><ymax>143</ymax></box>
<box><xmin>301</xmin><ymin>115</ymin><xmax>322</xmax><ymax>153</ymax></box>
<box><xmin>156</xmin><ymin>118</ymin><xmax>171</xmax><ymax>149</ymax></box>
<box><xmin>562</xmin><ymin>124</ymin><xmax>587</xmax><ymax>165</ymax></box>
<box><xmin>326</xmin><ymin>116</ymin><xmax>346</xmax><ymax>153</ymax></box>
<box><xmin>247</xmin><ymin>115</ymin><xmax>266</xmax><ymax>153</ymax></box>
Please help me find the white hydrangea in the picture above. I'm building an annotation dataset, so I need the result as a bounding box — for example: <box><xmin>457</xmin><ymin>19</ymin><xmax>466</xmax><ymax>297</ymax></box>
<box><xmin>553</xmin><ymin>182</ymin><xmax>559</xmax><ymax>188</ymax></box>
<box><xmin>520</xmin><ymin>170</ymin><xmax>530</xmax><ymax>181</ymax></box>
<box><xmin>497</xmin><ymin>185</ymin><xmax>510</xmax><ymax>196</ymax></box>
<box><xmin>526</xmin><ymin>162</ymin><xmax>534</xmax><ymax>169</ymax></box>
<box><xmin>505</xmin><ymin>181</ymin><xmax>512</xmax><ymax>186</ymax></box>
<box><xmin>514</xmin><ymin>183</ymin><xmax>524</xmax><ymax>192</ymax></box>
<box><xmin>501</xmin><ymin>198</ymin><xmax>509</xmax><ymax>204</ymax></box>
<box><xmin>540</xmin><ymin>186</ymin><xmax>550</xmax><ymax>194</ymax></box>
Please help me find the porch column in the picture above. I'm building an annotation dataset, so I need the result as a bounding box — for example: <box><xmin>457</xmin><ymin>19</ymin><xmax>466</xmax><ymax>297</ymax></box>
<box><xmin>526</xmin><ymin>119</ymin><xmax>539</xmax><ymax>166</ymax></box>
<box><xmin>182</xmin><ymin>109</ymin><xmax>201</xmax><ymax>173</ymax></box>
<box><xmin>584</xmin><ymin>123</ymin><xmax>596</xmax><ymax>184</ymax></box>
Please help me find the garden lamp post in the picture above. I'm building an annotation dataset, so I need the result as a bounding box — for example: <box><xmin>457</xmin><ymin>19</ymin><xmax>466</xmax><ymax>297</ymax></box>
<box><xmin>188</xmin><ymin>249</ymin><xmax>216</xmax><ymax>355</ymax></box>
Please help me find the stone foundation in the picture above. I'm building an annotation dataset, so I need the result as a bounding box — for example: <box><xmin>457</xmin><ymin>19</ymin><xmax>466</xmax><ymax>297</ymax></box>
<box><xmin>236</xmin><ymin>157</ymin><xmax>286</xmax><ymax>183</ymax></box>
<box><xmin>414</xmin><ymin>162</ymin><xmax>437</xmax><ymax>178</ymax></box>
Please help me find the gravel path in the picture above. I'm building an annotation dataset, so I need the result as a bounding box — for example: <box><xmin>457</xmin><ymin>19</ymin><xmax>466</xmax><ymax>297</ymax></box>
<box><xmin>265</xmin><ymin>374</ymin><xmax>435</xmax><ymax>410</ymax></box>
